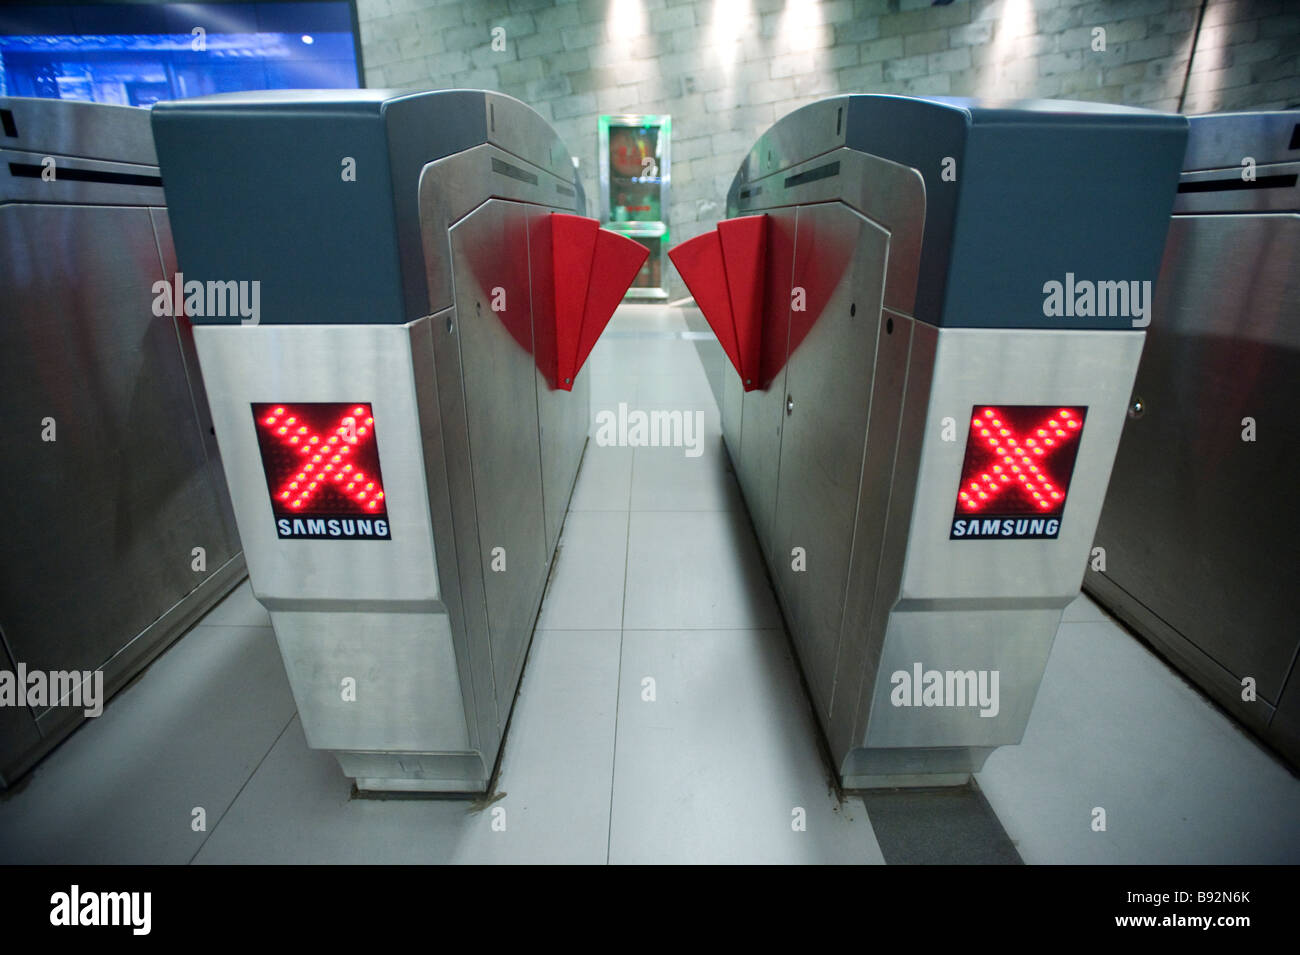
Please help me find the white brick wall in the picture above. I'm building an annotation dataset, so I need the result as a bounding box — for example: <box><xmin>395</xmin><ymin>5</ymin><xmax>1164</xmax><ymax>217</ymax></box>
<box><xmin>355</xmin><ymin>0</ymin><xmax>1300</xmax><ymax>295</ymax></box>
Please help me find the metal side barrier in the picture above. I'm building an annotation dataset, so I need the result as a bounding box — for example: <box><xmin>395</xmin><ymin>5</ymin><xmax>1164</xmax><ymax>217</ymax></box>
<box><xmin>1086</xmin><ymin>111</ymin><xmax>1300</xmax><ymax>771</ymax></box>
<box><xmin>671</xmin><ymin>94</ymin><xmax>1188</xmax><ymax>789</ymax></box>
<box><xmin>152</xmin><ymin>90</ymin><xmax>646</xmax><ymax>794</ymax></box>
<box><xmin>0</xmin><ymin>96</ymin><xmax>245</xmax><ymax>789</ymax></box>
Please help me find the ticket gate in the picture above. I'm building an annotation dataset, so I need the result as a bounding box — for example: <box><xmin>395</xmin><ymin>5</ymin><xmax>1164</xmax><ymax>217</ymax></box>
<box><xmin>1085</xmin><ymin>112</ymin><xmax>1300</xmax><ymax>771</ymax></box>
<box><xmin>0</xmin><ymin>97</ymin><xmax>244</xmax><ymax>788</ymax></box>
<box><xmin>671</xmin><ymin>95</ymin><xmax>1188</xmax><ymax>788</ymax></box>
<box><xmin>152</xmin><ymin>90</ymin><xmax>646</xmax><ymax>793</ymax></box>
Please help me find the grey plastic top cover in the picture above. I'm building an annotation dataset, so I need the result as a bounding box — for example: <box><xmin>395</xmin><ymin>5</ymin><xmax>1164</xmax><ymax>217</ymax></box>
<box><xmin>151</xmin><ymin>89</ymin><xmax>580</xmax><ymax>325</ymax></box>
<box><xmin>726</xmin><ymin>93</ymin><xmax>1190</xmax><ymax>330</ymax></box>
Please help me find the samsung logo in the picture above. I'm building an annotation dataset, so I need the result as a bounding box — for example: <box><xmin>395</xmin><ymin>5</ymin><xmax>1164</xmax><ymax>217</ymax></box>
<box><xmin>276</xmin><ymin>517</ymin><xmax>390</xmax><ymax>540</ymax></box>
<box><xmin>951</xmin><ymin>517</ymin><xmax>1061</xmax><ymax>540</ymax></box>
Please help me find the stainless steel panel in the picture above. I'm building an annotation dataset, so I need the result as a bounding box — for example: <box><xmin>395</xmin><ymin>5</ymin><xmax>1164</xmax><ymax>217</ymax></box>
<box><xmin>448</xmin><ymin>199</ymin><xmax>549</xmax><ymax>727</ymax></box>
<box><xmin>1175</xmin><ymin>161</ymin><xmax>1300</xmax><ymax>214</ymax></box>
<box><xmin>0</xmin><ymin>96</ymin><xmax>157</xmax><ymax>166</ymax></box>
<box><xmin>193</xmin><ymin>324</ymin><xmax>442</xmax><ymax>609</ymax></box>
<box><xmin>1089</xmin><ymin>213</ymin><xmax>1300</xmax><ymax>704</ymax></box>
<box><xmin>1</xmin><ymin>203</ymin><xmax>238</xmax><ymax>677</ymax></box>
<box><xmin>418</xmin><ymin>143</ymin><xmax>579</xmax><ymax>315</ymax></box>
<box><xmin>731</xmin><ymin>147</ymin><xmax>926</xmax><ymax>317</ymax></box>
<box><xmin>900</xmin><ymin>328</ymin><xmax>1144</xmax><ymax>602</ymax></box>
<box><xmin>0</xmin><ymin>635</ymin><xmax>42</xmax><ymax>788</ymax></box>
<box><xmin>1273</xmin><ymin>669</ymin><xmax>1300</xmax><ymax>769</ymax></box>
<box><xmin>0</xmin><ymin>148</ymin><xmax>163</xmax><ymax>207</ymax></box>
<box><xmin>864</xmin><ymin>608</ymin><xmax>1061</xmax><ymax>748</ymax></box>
<box><xmin>270</xmin><ymin>609</ymin><xmax>469</xmax><ymax>753</ymax></box>
<box><xmin>844</xmin><ymin>320</ymin><xmax>936</xmax><ymax>758</ymax></box>
<box><xmin>1180</xmin><ymin>111</ymin><xmax>1300</xmax><ymax>171</ymax></box>
<box><xmin>427</xmin><ymin>309</ymin><xmax>501</xmax><ymax>765</ymax></box>
<box><xmin>770</xmin><ymin>203</ymin><xmax>890</xmax><ymax>717</ymax></box>
<box><xmin>828</xmin><ymin>307</ymin><xmax>914</xmax><ymax>731</ymax></box>
<box><xmin>149</xmin><ymin>208</ymin><xmax>241</xmax><ymax>555</ymax></box>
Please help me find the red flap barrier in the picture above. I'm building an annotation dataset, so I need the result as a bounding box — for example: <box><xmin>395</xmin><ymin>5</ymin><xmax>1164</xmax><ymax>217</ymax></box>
<box><xmin>667</xmin><ymin>214</ymin><xmax>768</xmax><ymax>390</ymax></box>
<box><xmin>549</xmin><ymin>213</ymin><xmax>649</xmax><ymax>391</ymax></box>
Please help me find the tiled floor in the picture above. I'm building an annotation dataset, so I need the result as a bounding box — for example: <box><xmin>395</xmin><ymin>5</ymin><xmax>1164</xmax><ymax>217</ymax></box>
<box><xmin>2</xmin><ymin>304</ymin><xmax>1297</xmax><ymax>864</ymax></box>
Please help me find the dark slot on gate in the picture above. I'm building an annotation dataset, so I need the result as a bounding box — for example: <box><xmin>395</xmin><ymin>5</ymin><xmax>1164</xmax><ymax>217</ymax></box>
<box><xmin>555</xmin><ymin>182</ymin><xmax>575</xmax><ymax>197</ymax></box>
<box><xmin>1177</xmin><ymin>173</ymin><xmax>1298</xmax><ymax>193</ymax></box>
<box><xmin>740</xmin><ymin>185</ymin><xmax>763</xmax><ymax>199</ymax></box>
<box><xmin>490</xmin><ymin>156</ymin><xmax>538</xmax><ymax>186</ymax></box>
<box><xmin>1</xmin><ymin>109</ymin><xmax>16</xmax><ymax>138</ymax></box>
<box><xmin>8</xmin><ymin>161</ymin><xmax>162</xmax><ymax>187</ymax></box>
<box><xmin>784</xmin><ymin>160</ymin><xmax>840</xmax><ymax>189</ymax></box>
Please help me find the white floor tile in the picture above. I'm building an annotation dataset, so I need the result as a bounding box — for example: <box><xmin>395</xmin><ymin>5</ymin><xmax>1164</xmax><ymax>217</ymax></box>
<box><xmin>623</xmin><ymin>510</ymin><xmax>782</xmax><ymax>630</ymax></box>
<box><xmin>608</xmin><ymin>629</ymin><xmax>884</xmax><ymax>864</ymax></box>
<box><xmin>569</xmin><ymin>445</ymin><xmax>633</xmax><ymax>512</ymax></box>
<box><xmin>195</xmin><ymin>630</ymin><xmax>620</xmax><ymax>864</ymax></box>
<box><xmin>629</xmin><ymin>443</ymin><xmax>742</xmax><ymax>512</ymax></box>
<box><xmin>198</xmin><ymin>579</ymin><xmax>271</xmax><ymax>628</ymax></box>
<box><xmin>976</xmin><ymin>618</ymin><xmax>1300</xmax><ymax>864</ymax></box>
<box><xmin>0</xmin><ymin>625</ymin><xmax>294</xmax><ymax>864</ymax></box>
<box><xmin>536</xmin><ymin>512</ymin><xmax>629</xmax><ymax>630</ymax></box>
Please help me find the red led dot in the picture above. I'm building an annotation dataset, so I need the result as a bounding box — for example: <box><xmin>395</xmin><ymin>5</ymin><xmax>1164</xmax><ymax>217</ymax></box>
<box><xmin>290</xmin><ymin>500</ymin><xmax>302</xmax><ymax>509</ymax></box>
<box><xmin>1067</xmin><ymin>420</ymin><xmax>1080</xmax><ymax>429</ymax></box>
<box><xmin>289</xmin><ymin>435</ymin><xmax>299</xmax><ymax>444</ymax></box>
<box><xmin>273</xmin><ymin>407</ymin><xmax>285</xmax><ymax>415</ymax></box>
<box><xmin>375</xmin><ymin>492</ymin><xmax>384</xmax><ymax>500</ymax></box>
<box><xmin>353</xmin><ymin>407</ymin><xmax>365</xmax><ymax>416</ymax></box>
<box><xmin>279</xmin><ymin>491</ymin><xmax>290</xmax><ymax>500</ymax></box>
<box><xmin>365</xmin><ymin>417</ymin><xmax>374</xmax><ymax>426</ymax></box>
<box><xmin>264</xmin><ymin>416</ymin><xmax>277</xmax><ymax>426</ymax></box>
<box><xmin>1059</xmin><ymin>410</ymin><xmax>1072</xmax><ymax>419</ymax></box>
<box><xmin>297</xmin><ymin>426</ymin><xmax>307</xmax><ymax>434</ymax></box>
<box><xmin>367</xmin><ymin>500</ymin><xmax>379</xmax><ymax>510</ymax></box>
<box><xmin>285</xmin><ymin>417</ymin><xmax>297</xmax><ymax>425</ymax></box>
<box><xmin>276</xmin><ymin>427</ymin><xmax>288</xmax><ymax>436</ymax></box>
<box><xmin>983</xmin><ymin>410</ymin><xmax>995</xmax><ymax>418</ymax></box>
<box><xmin>357</xmin><ymin>491</ymin><xmax>367</xmax><ymax>500</ymax></box>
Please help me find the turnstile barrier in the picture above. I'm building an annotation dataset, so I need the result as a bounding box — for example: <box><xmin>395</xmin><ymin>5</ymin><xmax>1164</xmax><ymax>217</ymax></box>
<box><xmin>672</xmin><ymin>94</ymin><xmax>1189</xmax><ymax>788</ymax></box>
<box><xmin>153</xmin><ymin>90</ymin><xmax>644</xmax><ymax>793</ymax></box>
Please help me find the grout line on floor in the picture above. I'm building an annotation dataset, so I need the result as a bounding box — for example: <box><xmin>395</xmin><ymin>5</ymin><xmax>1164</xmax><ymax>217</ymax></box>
<box><xmin>186</xmin><ymin>710</ymin><xmax>299</xmax><ymax>865</ymax></box>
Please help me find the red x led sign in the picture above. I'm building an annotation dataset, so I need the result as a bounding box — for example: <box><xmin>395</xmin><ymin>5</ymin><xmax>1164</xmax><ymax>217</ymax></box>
<box><xmin>252</xmin><ymin>402</ymin><xmax>391</xmax><ymax>540</ymax></box>
<box><xmin>950</xmin><ymin>405</ymin><xmax>1087</xmax><ymax>540</ymax></box>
